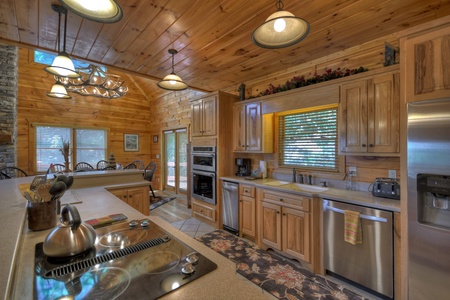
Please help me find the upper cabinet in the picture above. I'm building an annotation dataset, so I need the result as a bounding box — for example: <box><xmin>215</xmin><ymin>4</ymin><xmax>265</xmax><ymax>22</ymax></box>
<box><xmin>233</xmin><ymin>101</ymin><xmax>274</xmax><ymax>153</ymax></box>
<box><xmin>191</xmin><ymin>95</ymin><xmax>217</xmax><ymax>137</ymax></box>
<box><xmin>339</xmin><ymin>71</ymin><xmax>400</xmax><ymax>155</ymax></box>
<box><xmin>398</xmin><ymin>16</ymin><xmax>450</xmax><ymax>103</ymax></box>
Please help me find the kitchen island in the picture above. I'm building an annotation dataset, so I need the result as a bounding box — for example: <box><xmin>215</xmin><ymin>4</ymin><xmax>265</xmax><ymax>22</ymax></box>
<box><xmin>1</xmin><ymin>175</ymin><xmax>275</xmax><ymax>300</ymax></box>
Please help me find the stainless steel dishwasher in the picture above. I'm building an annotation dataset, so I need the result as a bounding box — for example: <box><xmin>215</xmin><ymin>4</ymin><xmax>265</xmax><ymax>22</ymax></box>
<box><xmin>323</xmin><ymin>199</ymin><xmax>394</xmax><ymax>299</ymax></box>
<box><xmin>222</xmin><ymin>181</ymin><xmax>239</xmax><ymax>235</ymax></box>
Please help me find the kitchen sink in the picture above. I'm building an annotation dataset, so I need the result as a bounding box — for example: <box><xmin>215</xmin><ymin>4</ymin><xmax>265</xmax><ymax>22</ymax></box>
<box><xmin>289</xmin><ymin>183</ymin><xmax>329</xmax><ymax>192</ymax></box>
<box><xmin>263</xmin><ymin>180</ymin><xmax>290</xmax><ymax>186</ymax></box>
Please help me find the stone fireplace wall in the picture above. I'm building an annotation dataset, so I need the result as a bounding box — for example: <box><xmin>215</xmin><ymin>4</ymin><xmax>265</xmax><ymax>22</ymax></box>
<box><xmin>0</xmin><ymin>44</ymin><xmax>18</xmax><ymax>168</ymax></box>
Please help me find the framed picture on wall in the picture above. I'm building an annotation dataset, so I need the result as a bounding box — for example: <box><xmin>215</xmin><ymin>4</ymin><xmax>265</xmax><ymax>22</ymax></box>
<box><xmin>124</xmin><ymin>134</ymin><xmax>139</xmax><ymax>152</ymax></box>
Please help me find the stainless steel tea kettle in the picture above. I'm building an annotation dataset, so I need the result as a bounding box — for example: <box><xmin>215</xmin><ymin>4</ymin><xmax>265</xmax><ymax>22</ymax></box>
<box><xmin>43</xmin><ymin>205</ymin><xmax>96</xmax><ymax>257</ymax></box>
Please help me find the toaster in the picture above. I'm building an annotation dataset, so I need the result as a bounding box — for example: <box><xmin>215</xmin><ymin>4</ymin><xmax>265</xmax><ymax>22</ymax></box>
<box><xmin>372</xmin><ymin>178</ymin><xmax>400</xmax><ymax>200</ymax></box>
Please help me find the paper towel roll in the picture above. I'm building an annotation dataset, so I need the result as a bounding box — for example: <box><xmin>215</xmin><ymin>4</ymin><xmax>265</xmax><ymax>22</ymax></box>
<box><xmin>260</xmin><ymin>161</ymin><xmax>267</xmax><ymax>178</ymax></box>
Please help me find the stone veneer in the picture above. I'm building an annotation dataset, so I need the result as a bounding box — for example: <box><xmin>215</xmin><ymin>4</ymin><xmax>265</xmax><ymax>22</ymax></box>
<box><xmin>0</xmin><ymin>44</ymin><xmax>18</xmax><ymax>168</ymax></box>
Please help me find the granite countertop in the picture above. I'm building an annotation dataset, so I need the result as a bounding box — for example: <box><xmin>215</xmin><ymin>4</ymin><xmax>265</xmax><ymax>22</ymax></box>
<box><xmin>1</xmin><ymin>176</ymin><xmax>276</xmax><ymax>300</ymax></box>
<box><xmin>220</xmin><ymin>176</ymin><xmax>401</xmax><ymax>212</ymax></box>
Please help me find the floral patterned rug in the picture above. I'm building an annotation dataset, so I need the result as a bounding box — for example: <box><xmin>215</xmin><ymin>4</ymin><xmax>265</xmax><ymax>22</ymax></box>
<box><xmin>196</xmin><ymin>230</ymin><xmax>367</xmax><ymax>300</ymax></box>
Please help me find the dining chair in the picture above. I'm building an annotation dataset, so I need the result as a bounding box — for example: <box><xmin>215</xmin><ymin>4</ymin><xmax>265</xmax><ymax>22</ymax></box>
<box><xmin>143</xmin><ymin>162</ymin><xmax>157</xmax><ymax>198</ymax></box>
<box><xmin>124</xmin><ymin>163</ymin><xmax>137</xmax><ymax>169</ymax></box>
<box><xmin>0</xmin><ymin>171</ymin><xmax>11</xmax><ymax>180</ymax></box>
<box><xmin>0</xmin><ymin>166</ymin><xmax>28</xmax><ymax>178</ymax></box>
<box><xmin>74</xmin><ymin>162</ymin><xmax>94</xmax><ymax>171</ymax></box>
<box><xmin>130</xmin><ymin>160</ymin><xmax>145</xmax><ymax>170</ymax></box>
<box><xmin>47</xmin><ymin>163</ymin><xmax>66</xmax><ymax>174</ymax></box>
<box><xmin>96</xmin><ymin>160</ymin><xmax>108</xmax><ymax>170</ymax></box>
<box><xmin>101</xmin><ymin>166</ymin><xmax>116</xmax><ymax>170</ymax></box>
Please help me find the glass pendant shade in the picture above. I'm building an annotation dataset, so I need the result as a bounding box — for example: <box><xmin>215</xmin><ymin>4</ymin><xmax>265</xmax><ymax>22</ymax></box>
<box><xmin>44</xmin><ymin>52</ymin><xmax>80</xmax><ymax>78</ymax></box>
<box><xmin>157</xmin><ymin>73</ymin><xmax>188</xmax><ymax>91</ymax></box>
<box><xmin>59</xmin><ymin>0</ymin><xmax>123</xmax><ymax>23</ymax></box>
<box><xmin>46</xmin><ymin>81</ymin><xmax>71</xmax><ymax>99</ymax></box>
<box><xmin>252</xmin><ymin>5</ymin><xmax>310</xmax><ymax>49</ymax></box>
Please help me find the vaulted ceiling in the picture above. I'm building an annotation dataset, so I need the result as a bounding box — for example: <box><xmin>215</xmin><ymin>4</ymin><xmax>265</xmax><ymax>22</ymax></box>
<box><xmin>1</xmin><ymin>0</ymin><xmax>450</xmax><ymax>96</ymax></box>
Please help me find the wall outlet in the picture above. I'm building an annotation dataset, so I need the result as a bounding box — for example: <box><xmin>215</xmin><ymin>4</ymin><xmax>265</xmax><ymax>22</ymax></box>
<box><xmin>388</xmin><ymin>170</ymin><xmax>397</xmax><ymax>178</ymax></box>
<box><xmin>349</xmin><ymin>166</ymin><xmax>357</xmax><ymax>175</ymax></box>
<box><xmin>156</xmin><ymin>154</ymin><xmax>160</xmax><ymax>158</ymax></box>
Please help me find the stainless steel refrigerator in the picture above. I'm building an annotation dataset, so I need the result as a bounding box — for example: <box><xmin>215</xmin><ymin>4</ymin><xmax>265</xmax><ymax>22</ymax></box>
<box><xmin>407</xmin><ymin>98</ymin><xmax>450</xmax><ymax>300</ymax></box>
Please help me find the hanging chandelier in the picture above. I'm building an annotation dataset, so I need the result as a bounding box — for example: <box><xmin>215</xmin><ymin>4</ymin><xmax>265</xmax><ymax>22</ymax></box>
<box><xmin>57</xmin><ymin>64</ymin><xmax>128</xmax><ymax>99</ymax></box>
<box><xmin>59</xmin><ymin>0</ymin><xmax>123</xmax><ymax>23</ymax></box>
<box><xmin>157</xmin><ymin>49</ymin><xmax>188</xmax><ymax>91</ymax></box>
<box><xmin>252</xmin><ymin>0</ymin><xmax>310</xmax><ymax>49</ymax></box>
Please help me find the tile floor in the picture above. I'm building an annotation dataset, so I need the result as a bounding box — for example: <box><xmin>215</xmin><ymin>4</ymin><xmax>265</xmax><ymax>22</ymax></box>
<box><xmin>170</xmin><ymin>217</ymin><xmax>217</xmax><ymax>238</ymax></box>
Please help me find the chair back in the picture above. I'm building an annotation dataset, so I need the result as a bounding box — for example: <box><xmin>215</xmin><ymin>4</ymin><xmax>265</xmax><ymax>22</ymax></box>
<box><xmin>74</xmin><ymin>162</ymin><xmax>94</xmax><ymax>171</ymax></box>
<box><xmin>130</xmin><ymin>160</ymin><xmax>145</xmax><ymax>170</ymax></box>
<box><xmin>144</xmin><ymin>162</ymin><xmax>157</xmax><ymax>182</ymax></box>
<box><xmin>124</xmin><ymin>163</ymin><xmax>137</xmax><ymax>169</ymax></box>
<box><xmin>0</xmin><ymin>171</ymin><xmax>11</xmax><ymax>180</ymax></box>
<box><xmin>47</xmin><ymin>164</ymin><xmax>66</xmax><ymax>174</ymax></box>
<box><xmin>101</xmin><ymin>166</ymin><xmax>116</xmax><ymax>170</ymax></box>
<box><xmin>96</xmin><ymin>160</ymin><xmax>108</xmax><ymax>170</ymax></box>
<box><xmin>0</xmin><ymin>167</ymin><xmax>28</xmax><ymax>178</ymax></box>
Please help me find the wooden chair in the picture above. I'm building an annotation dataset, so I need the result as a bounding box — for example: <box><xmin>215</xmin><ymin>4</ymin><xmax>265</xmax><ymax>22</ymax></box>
<box><xmin>144</xmin><ymin>162</ymin><xmax>157</xmax><ymax>198</ymax></box>
<box><xmin>130</xmin><ymin>160</ymin><xmax>145</xmax><ymax>170</ymax></box>
<box><xmin>124</xmin><ymin>163</ymin><xmax>137</xmax><ymax>169</ymax></box>
<box><xmin>74</xmin><ymin>162</ymin><xmax>94</xmax><ymax>171</ymax></box>
<box><xmin>0</xmin><ymin>171</ymin><xmax>11</xmax><ymax>180</ymax></box>
<box><xmin>47</xmin><ymin>164</ymin><xmax>66</xmax><ymax>174</ymax></box>
<box><xmin>101</xmin><ymin>166</ymin><xmax>116</xmax><ymax>170</ymax></box>
<box><xmin>0</xmin><ymin>167</ymin><xmax>28</xmax><ymax>178</ymax></box>
<box><xmin>96</xmin><ymin>160</ymin><xmax>108</xmax><ymax>170</ymax></box>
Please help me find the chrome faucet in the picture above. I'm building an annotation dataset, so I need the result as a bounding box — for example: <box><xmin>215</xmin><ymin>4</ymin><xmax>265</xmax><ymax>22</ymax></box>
<box><xmin>293</xmin><ymin>168</ymin><xmax>297</xmax><ymax>183</ymax></box>
<box><xmin>307</xmin><ymin>174</ymin><xmax>313</xmax><ymax>185</ymax></box>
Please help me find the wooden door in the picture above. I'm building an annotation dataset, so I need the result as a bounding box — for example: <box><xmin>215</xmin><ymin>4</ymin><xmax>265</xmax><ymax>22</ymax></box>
<box><xmin>239</xmin><ymin>195</ymin><xmax>256</xmax><ymax>238</ymax></box>
<box><xmin>202</xmin><ymin>95</ymin><xmax>217</xmax><ymax>136</ymax></box>
<box><xmin>339</xmin><ymin>80</ymin><xmax>368</xmax><ymax>153</ymax></box>
<box><xmin>261</xmin><ymin>201</ymin><xmax>281</xmax><ymax>250</ymax></box>
<box><xmin>368</xmin><ymin>73</ymin><xmax>400</xmax><ymax>153</ymax></box>
<box><xmin>127</xmin><ymin>187</ymin><xmax>150</xmax><ymax>216</ymax></box>
<box><xmin>282</xmin><ymin>207</ymin><xmax>310</xmax><ymax>263</ymax></box>
<box><xmin>245</xmin><ymin>102</ymin><xmax>262</xmax><ymax>151</ymax></box>
<box><xmin>191</xmin><ymin>99</ymin><xmax>203</xmax><ymax>136</ymax></box>
<box><xmin>233</xmin><ymin>104</ymin><xmax>246</xmax><ymax>151</ymax></box>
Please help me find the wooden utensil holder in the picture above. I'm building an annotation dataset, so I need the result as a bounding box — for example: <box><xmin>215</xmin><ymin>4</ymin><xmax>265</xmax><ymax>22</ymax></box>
<box><xmin>27</xmin><ymin>200</ymin><xmax>57</xmax><ymax>231</ymax></box>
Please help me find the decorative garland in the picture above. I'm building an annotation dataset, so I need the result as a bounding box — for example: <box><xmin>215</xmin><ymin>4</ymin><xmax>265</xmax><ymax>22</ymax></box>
<box><xmin>250</xmin><ymin>66</ymin><xmax>368</xmax><ymax>98</ymax></box>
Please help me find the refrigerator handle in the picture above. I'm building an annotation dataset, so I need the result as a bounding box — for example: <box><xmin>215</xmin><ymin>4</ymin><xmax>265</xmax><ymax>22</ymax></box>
<box><xmin>325</xmin><ymin>205</ymin><xmax>388</xmax><ymax>223</ymax></box>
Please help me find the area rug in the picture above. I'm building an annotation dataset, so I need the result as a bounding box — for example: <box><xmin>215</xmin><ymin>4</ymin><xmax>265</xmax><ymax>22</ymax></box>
<box><xmin>149</xmin><ymin>196</ymin><xmax>176</xmax><ymax>210</ymax></box>
<box><xmin>196</xmin><ymin>230</ymin><xmax>367</xmax><ymax>300</ymax></box>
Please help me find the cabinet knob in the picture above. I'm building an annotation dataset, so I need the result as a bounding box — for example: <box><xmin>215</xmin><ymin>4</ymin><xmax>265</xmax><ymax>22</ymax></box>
<box><xmin>279</xmin><ymin>198</ymin><xmax>284</xmax><ymax>201</ymax></box>
<box><xmin>276</xmin><ymin>210</ymin><xmax>280</xmax><ymax>214</ymax></box>
<box><xmin>369</xmin><ymin>144</ymin><xmax>374</xmax><ymax>147</ymax></box>
<box><xmin>362</xmin><ymin>144</ymin><xmax>366</xmax><ymax>147</ymax></box>
<box><xmin>282</xmin><ymin>213</ymin><xmax>286</xmax><ymax>216</ymax></box>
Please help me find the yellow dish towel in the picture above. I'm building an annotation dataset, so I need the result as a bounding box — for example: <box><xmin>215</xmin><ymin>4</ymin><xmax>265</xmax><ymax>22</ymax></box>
<box><xmin>344</xmin><ymin>210</ymin><xmax>362</xmax><ymax>245</ymax></box>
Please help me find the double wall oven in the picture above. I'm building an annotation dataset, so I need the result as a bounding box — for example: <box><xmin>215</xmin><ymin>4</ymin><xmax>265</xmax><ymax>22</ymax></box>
<box><xmin>191</xmin><ymin>146</ymin><xmax>216</xmax><ymax>205</ymax></box>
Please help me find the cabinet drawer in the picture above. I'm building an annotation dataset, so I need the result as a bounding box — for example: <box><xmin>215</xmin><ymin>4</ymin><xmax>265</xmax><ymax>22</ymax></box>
<box><xmin>262</xmin><ymin>189</ymin><xmax>310</xmax><ymax>212</ymax></box>
<box><xmin>192</xmin><ymin>202</ymin><xmax>216</xmax><ymax>222</ymax></box>
<box><xmin>239</xmin><ymin>184</ymin><xmax>255</xmax><ymax>198</ymax></box>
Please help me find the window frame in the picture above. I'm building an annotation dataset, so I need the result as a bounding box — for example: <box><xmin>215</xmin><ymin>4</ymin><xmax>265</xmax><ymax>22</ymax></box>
<box><xmin>33</xmin><ymin>124</ymin><xmax>109</xmax><ymax>173</ymax></box>
<box><xmin>275</xmin><ymin>104</ymin><xmax>344</xmax><ymax>175</ymax></box>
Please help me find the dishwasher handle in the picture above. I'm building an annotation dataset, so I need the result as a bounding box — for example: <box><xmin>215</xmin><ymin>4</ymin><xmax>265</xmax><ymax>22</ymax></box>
<box><xmin>324</xmin><ymin>202</ymin><xmax>387</xmax><ymax>223</ymax></box>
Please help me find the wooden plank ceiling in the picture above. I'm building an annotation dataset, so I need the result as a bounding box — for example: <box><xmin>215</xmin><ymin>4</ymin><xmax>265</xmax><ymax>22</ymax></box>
<box><xmin>1</xmin><ymin>0</ymin><xmax>450</xmax><ymax>98</ymax></box>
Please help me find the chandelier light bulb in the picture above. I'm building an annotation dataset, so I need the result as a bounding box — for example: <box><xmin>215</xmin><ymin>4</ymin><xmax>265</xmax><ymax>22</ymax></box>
<box><xmin>274</xmin><ymin>18</ymin><xmax>286</xmax><ymax>32</ymax></box>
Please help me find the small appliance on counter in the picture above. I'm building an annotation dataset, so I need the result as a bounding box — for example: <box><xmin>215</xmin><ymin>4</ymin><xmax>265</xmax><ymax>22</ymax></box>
<box><xmin>235</xmin><ymin>158</ymin><xmax>251</xmax><ymax>176</ymax></box>
<box><xmin>372</xmin><ymin>178</ymin><xmax>400</xmax><ymax>200</ymax></box>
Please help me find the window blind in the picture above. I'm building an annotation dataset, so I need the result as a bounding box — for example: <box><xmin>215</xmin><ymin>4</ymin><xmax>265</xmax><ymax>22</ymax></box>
<box><xmin>278</xmin><ymin>108</ymin><xmax>338</xmax><ymax>170</ymax></box>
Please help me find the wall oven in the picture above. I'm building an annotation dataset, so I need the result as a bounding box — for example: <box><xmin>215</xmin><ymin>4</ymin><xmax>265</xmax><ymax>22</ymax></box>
<box><xmin>191</xmin><ymin>146</ymin><xmax>216</xmax><ymax>172</ymax></box>
<box><xmin>192</xmin><ymin>170</ymin><xmax>216</xmax><ymax>205</ymax></box>
<box><xmin>191</xmin><ymin>146</ymin><xmax>216</xmax><ymax>205</ymax></box>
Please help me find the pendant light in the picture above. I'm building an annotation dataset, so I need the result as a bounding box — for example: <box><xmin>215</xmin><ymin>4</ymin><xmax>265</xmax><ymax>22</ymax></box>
<box><xmin>59</xmin><ymin>0</ymin><xmax>123</xmax><ymax>23</ymax></box>
<box><xmin>157</xmin><ymin>49</ymin><xmax>188</xmax><ymax>91</ymax></box>
<box><xmin>46</xmin><ymin>79</ymin><xmax>71</xmax><ymax>99</ymax></box>
<box><xmin>44</xmin><ymin>5</ymin><xmax>80</xmax><ymax>79</ymax></box>
<box><xmin>252</xmin><ymin>0</ymin><xmax>310</xmax><ymax>49</ymax></box>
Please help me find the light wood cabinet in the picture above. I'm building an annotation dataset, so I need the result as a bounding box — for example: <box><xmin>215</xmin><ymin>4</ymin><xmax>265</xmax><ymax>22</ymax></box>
<box><xmin>339</xmin><ymin>71</ymin><xmax>400</xmax><ymax>155</ymax></box>
<box><xmin>191</xmin><ymin>95</ymin><xmax>217</xmax><ymax>137</ymax></box>
<box><xmin>233</xmin><ymin>101</ymin><xmax>274</xmax><ymax>153</ymax></box>
<box><xmin>398</xmin><ymin>16</ymin><xmax>450</xmax><ymax>103</ymax></box>
<box><xmin>192</xmin><ymin>201</ymin><xmax>216</xmax><ymax>222</ymax></box>
<box><xmin>260</xmin><ymin>189</ymin><xmax>311</xmax><ymax>263</ymax></box>
<box><xmin>109</xmin><ymin>185</ymin><xmax>150</xmax><ymax>216</ymax></box>
<box><xmin>239</xmin><ymin>184</ymin><xmax>256</xmax><ymax>239</ymax></box>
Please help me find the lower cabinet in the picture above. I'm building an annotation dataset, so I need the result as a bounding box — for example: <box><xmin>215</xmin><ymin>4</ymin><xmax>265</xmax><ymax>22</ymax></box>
<box><xmin>239</xmin><ymin>184</ymin><xmax>256</xmax><ymax>239</ymax></box>
<box><xmin>261</xmin><ymin>190</ymin><xmax>311</xmax><ymax>263</ymax></box>
<box><xmin>109</xmin><ymin>185</ymin><xmax>150</xmax><ymax>216</ymax></box>
<box><xmin>192</xmin><ymin>200</ymin><xmax>216</xmax><ymax>222</ymax></box>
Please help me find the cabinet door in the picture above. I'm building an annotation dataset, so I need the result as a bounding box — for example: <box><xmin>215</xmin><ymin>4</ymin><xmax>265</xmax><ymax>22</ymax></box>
<box><xmin>202</xmin><ymin>96</ymin><xmax>217</xmax><ymax>136</ymax></box>
<box><xmin>261</xmin><ymin>201</ymin><xmax>281</xmax><ymax>250</ymax></box>
<box><xmin>368</xmin><ymin>74</ymin><xmax>399</xmax><ymax>153</ymax></box>
<box><xmin>191</xmin><ymin>99</ymin><xmax>203</xmax><ymax>137</ymax></box>
<box><xmin>339</xmin><ymin>80</ymin><xmax>368</xmax><ymax>153</ymax></box>
<box><xmin>239</xmin><ymin>195</ymin><xmax>256</xmax><ymax>238</ymax></box>
<box><xmin>233</xmin><ymin>104</ymin><xmax>246</xmax><ymax>151</ymax></box>
<box><xmin>282</xmin><ymin>207</ymin><xmax>310</xmax><ymax>263</ymax></box>
<box><xmin>110</xmin><ymin>189</ymin><xmax>128</xmax><ymax>202</ymax></box>
<box><xmin>127</xmin><ymin>187</ymin><xmax>149</xmax><ymax>216</ymax></box>
<box><xmin>403</xmin><ymin>27</ymin><xmax>450</xmax><ymax>102</ymax></box>
<box><xmin>245</xmin><ymin>102</ymin><xmax>262</xmax><ymax>151</ymax></box>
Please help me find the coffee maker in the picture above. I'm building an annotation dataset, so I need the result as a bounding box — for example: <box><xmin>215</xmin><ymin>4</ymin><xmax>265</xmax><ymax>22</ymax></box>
<box><xmin>235</xmin><ymin>158</ymin><xmax>251</xmax><ymax>176</ymax></box>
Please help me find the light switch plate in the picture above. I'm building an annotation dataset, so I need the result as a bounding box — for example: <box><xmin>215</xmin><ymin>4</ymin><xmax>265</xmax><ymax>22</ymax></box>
<box><xmin>388</xmin><ymin>170</ymin><xmax>397</xmax><ymax>178</ymax></box>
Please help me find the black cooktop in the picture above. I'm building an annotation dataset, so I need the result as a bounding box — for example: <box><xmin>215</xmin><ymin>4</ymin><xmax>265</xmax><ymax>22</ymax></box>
<box><xmin>34</xmin><ymin>220</ymin><xmax>217</xmax><ymax>299</ymax></box>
